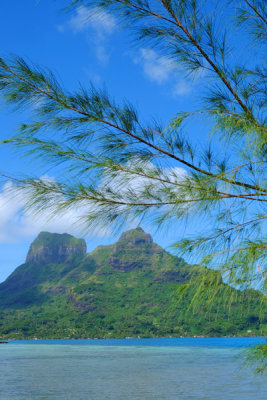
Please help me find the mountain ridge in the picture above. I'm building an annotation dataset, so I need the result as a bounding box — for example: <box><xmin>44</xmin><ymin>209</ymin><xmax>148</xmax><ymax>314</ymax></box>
<box><xmin>26</xmin><ymin>231</ymin><xmax>87</xmax><ymax>264</ymax></box>
<box><xmin>0</xmin><ymin>229</ymin><xmax>266</xmax><ymax>339</ymax></box>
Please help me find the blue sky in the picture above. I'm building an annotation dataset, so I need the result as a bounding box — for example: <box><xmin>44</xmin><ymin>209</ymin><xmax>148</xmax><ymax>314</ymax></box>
<box><xmin>0</xmin><ymin>1</ymin><xmax>220</xmax><ymax>281</ymax></box>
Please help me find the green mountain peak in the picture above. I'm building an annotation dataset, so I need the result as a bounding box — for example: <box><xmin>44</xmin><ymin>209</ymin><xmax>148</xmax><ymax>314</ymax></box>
<box><xmin>25</xmin><ymin>231</ymin><xmax>87</xmax><ymax>264</ymax></box>
<box><xmin>109</xmin><ymin>227</ymin><xmax>163</xmax><ymax>271</ymax></box>
<box><xmin>0</xmin><ymin>229</ymin><xmax>265</xmax><ymax>340</ymax></box>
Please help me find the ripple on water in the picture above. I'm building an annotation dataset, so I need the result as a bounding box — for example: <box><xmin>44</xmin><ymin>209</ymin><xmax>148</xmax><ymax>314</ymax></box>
<box><xmin>0</xmin><ymin>338</ymin><xmax>266</xmax><ymax>400</ymax></box>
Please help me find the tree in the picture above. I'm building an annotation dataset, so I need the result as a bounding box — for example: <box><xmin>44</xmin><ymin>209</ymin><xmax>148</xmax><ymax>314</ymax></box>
<box><xmin>0</xmin><ymin>0</ymin><xmax>266</xmax><ymax>369</ymax></box>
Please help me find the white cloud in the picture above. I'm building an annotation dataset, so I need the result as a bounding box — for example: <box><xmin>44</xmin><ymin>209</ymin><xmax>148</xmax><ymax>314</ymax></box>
<box><xmin>57</xmin><ymin>24</ymin><xmax>65</xmax><ymax>33</ymax></box>
<box><xmin>69</xmin><ymin>6</ymin><xmax>116</xmax><ymax>37</ymax></box>
<box><xmin>66</xmin><ymin>6</ymin><xmax>116</xmax><ymax>65</ymax></box>
<box><xmin>0</xmin><ymin>164</ymin><xmax>187</xmax><ymax>244</ymax></box>
<box><xmin>82</xmin><ymin>67</ymin><xmax>102</xmax><ymax>84</ymax></box>
<box><xmin>132</xmin><ymin>48</ymin><xmax>193</xmax><ymax>97</ymax></box>
<box><xmin>95</xmin><ymin>45</ymin><xmax>110</xmax><ymax>65</ymax></box>
<box><xmin>0</xmin><ymin>181</ymin><xmax>109</xmax><ymax>244</ymax></box>
<box><xmin>134</xmin><ymin>48</ymin><xmax>175</xmax><ymax>84</ymax></box>
<box><xmin>172</xmin><ymin>80</ymin><xmax>192</xmax><ymax>97</ymax></box>
<box><xmin>102</xmin><ymin>161</ymin><xmax>187</xmax><ymax>199</ymax></box>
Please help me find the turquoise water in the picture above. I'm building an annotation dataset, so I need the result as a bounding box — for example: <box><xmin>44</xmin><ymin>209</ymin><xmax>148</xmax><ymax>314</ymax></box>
<box><xmin>0</xmin><ymin>338</ymin><xmax>266</xmax><ymax>399</ymax></box>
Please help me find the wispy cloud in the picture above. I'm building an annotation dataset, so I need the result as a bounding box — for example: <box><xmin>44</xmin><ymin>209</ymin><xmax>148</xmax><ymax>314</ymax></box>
<box><xmin>62</xmin><ymin>5</ymin><xmax>116</xmax><ymax>65</ymax></box>
<box><xmin>172</xmin><ymin>80</ymin><xmax>192</xmax><ymax>97</ymax></box>
<box><xmin>57</xmin><ymin>6</ymin><xmax>116</xmax><ymax>65</ymax></box>
<box><xmin>69</xmin><ymin>6</ymin><xmax>116</xmax><ymax>37</ymax></box>
<box><xmin>0</xmin><ymin>163</ymin><xmax>187</xmax><ymax>244</ymax></box>
<box><xmin>0</xmin><ymin>180</ymin><xmax>109</xmax><ymax>244</ymax></box>
<box><xmin>57</xmin><ymin>24</ymin><xmax>65</xmax><ymax>33</ymax></box>
<box><xmin>132</xmin><ymin>48</ymin><xmax>194</xmax><ymax>97</ymax></box>
<box><xmin>133</xmin><ymin>48</ymin><xmax>175</xmax><ymax>84</ymax></box>
<box><xmin>95</xmin><ymin>45</ymin><xmax>110</xmax><ymax>65</ymax></box>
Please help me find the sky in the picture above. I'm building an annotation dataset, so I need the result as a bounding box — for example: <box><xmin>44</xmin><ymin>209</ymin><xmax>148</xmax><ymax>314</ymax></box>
<box><xmin>0</xmin><ymin>0</ymin><xmax>242</xmax><ymax>281</ymax></box>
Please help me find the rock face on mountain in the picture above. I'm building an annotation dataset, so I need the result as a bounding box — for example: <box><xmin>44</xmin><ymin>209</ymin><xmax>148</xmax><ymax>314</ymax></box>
<box><xmin>0</xmin><ymin>228</ymin><xmax>265</xmax><ymax>340</ymax></box>
<box><xmin>115</xmin><ymin>227</ymin><xmax>154</xmax><ymax>247</ymax></box>
<box><xmin>109</xmin><ymin>227</ymin><xmax>163</xmax><ymax>271</ymax></box>
<box><xmin>26</xmin><ymin>232</ymin><xmax>87</xmax><ymax>264</ymax></box>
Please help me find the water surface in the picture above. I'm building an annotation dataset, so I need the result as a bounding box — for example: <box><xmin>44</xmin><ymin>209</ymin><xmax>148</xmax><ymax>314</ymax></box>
<box><xmin>1</xmin><ymin>338</ymin><xmax>266</xmax><ymax>399</ymax></box>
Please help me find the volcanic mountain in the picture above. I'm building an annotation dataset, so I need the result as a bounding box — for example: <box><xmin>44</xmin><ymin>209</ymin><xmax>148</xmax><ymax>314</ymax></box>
<box><xmin>0</xmin><ymin>228</ymin><xmax>265</xmax><ymax>339</ymax></box>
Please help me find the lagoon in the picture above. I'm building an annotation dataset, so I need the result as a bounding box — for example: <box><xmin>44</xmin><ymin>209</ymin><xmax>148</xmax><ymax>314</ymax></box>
<box><xmin>0</xmin><ymin>337</ymin><xmax>266</xmax><ymax>399</ymax></box>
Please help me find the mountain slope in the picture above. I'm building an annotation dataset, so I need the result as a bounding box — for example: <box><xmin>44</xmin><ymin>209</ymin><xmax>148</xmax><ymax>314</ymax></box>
<box><xmin>0</xmin><ymin>228</ymin><xmax>266</xmax><ymax>339</ymax></box>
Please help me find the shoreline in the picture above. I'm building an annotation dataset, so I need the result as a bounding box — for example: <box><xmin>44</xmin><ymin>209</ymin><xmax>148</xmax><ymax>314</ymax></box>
<box><xmin>3</xmin><ymin>335</ymin><xmax>266</xmax><ymax>342</ymax></box>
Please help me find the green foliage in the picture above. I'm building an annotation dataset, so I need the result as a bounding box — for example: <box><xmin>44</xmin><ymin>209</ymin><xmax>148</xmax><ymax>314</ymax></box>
<box><xmin>0</xmin><ymin>230</ymin><xmax>266</xmax><ymax>340</ymax></box>
<box><xmin>0</xmin><ymin>1</ymin><xmax>266</xmax><ymax>292</ymax></box>
<box><xmin>243</xmin><ymin>340</ymin><xmax>267</xmax><ymax>374</ymax></box>
<box><xmin>0</xmin><ymin>0</ymin><xmax>266</xmax><ymax>368</ymax></box>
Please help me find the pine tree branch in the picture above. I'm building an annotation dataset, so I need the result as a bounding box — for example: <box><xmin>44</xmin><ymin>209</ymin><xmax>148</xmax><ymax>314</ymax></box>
<box><xmin>1</xmin><ymin>59</ymin><xmax>266</xmax><ymax>194</ymax></box>
<box><xmin>105</xmin><ymin>164</ymin><xmax>267</xmax><ymax>201</ymax></box>
<box><xmin>205</xmin><ymin>216</ymin><xmax>267</xmax><ymax>242</ymax></box>
<box><xmin>112</xmin><ymin>0</ymin><xmax>256</xmax><ymax>120</ymax></box>
<box><xmin>160</xmin><ymin>0</ymin><xmax>252</xmax><ymax>115</ymax></box>
<box><xmin>244</xmin><ymin>0</ymin><xmax>267</xmax><ymax>25</ymax></box>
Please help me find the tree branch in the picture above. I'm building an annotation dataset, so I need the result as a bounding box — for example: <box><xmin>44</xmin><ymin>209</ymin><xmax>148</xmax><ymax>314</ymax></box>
<box><xmin>2</xmin><ymin>60</ymin><xmax>266</xmax><ymax>194</ymax></box>
<box><xmin>244</xmin><ymin>0</ymin><xmax>267</xmax><ymax>25</ymax></box>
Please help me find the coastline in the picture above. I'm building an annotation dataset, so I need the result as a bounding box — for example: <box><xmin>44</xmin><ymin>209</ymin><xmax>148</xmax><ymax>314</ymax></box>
<box><xmin>3</xmin><ymin>335</ymin><xmax>266</xmax><ymax>343</ymax></box>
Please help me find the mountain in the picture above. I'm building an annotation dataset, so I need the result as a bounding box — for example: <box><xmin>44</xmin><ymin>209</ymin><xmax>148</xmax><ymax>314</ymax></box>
<box><xmin>0</xmin><ymin>228</ymin><xmax>266</xmax><ymax>339</ymax></box>
<box><xmin>26</xmin><ymin>232</ymin><xmax>87</xmax><ymax>264</ymax></box>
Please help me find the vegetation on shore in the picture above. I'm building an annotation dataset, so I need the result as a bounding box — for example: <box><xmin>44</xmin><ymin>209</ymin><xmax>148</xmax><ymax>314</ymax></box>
<box><xmin>0</xmin><ymin>229</ymin><xmax>265</xmax><ymax>340</ymax></box>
